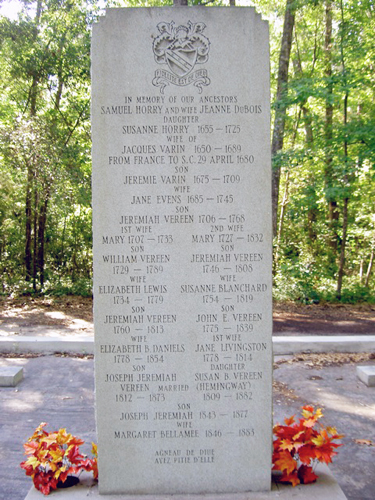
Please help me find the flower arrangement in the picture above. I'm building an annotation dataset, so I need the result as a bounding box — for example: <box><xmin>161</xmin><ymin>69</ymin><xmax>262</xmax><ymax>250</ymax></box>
<box><xmin>21</xmin><ymin>408</ymin><xmax>341</xmax><ymax>494</ymax></box>
<box><xmin>20</xmin><ymin>423</ymin><xmax>98</xmax><ymax>495</ymax></box>
<box><xmin>272</xmin><ymin>405</ymin><xmax>343</xmax><ymax>486</ymax></box>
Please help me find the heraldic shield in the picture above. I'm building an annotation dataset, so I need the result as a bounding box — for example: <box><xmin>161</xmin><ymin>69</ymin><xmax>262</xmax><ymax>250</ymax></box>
<box><xmin>165</xmin><ymin>47</ymin><xmax>198</xmax><ymax>78</ymax></box>
<box><xmin>153</xmin><ymin>21</ymin><xmax>211</xmax><ymax>92</ymax></box>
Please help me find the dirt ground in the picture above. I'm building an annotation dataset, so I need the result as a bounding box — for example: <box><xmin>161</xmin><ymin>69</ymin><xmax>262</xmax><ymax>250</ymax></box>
<box><xmin>273</xmin><ymin>301</ymin><xmax>375</xmax><ymax>335</ymax></box>
<box><xmin>1</xmin><ymin>297</ymin><xmax>374</xmax><ymax>500</ymax></box>
<box><xmin>0</xmin><ymin>296</ymin><xmax>374</xmax><ymax>335</ymax></box>
<box><xmin>0</xmin><ymin>296</ymin><xmax>93</xmax><ymax>330</ymax></box>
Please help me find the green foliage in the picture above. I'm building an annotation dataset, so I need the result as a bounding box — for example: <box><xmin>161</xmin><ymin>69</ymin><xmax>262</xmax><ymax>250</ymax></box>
<box><xmin>0</xmin><ymin>0</ymin><xmax>374</xmax><ymax>301</ymax></box>
<box><xmin>273</xmin><ymin>0</ymin><xmax>375</xmax><ymax>302</ymax></box>
<box><xmin>274</xmin><ymin>254</ymin><xmax>375</xmax><ymax>304</ymax></box>
<box><xmin>0</xmin><ymin>0</ymin><xmax>95</xmax><ymax>295</ymax></box>
<box><xmin>43</xmin><ymin>277</ymin><xmax>93</xmax><ymax>297</ymax></box>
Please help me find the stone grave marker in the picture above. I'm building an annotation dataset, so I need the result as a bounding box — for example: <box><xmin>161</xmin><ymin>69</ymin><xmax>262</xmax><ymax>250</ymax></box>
<box><xmin>0</xmin><ymin>365</ymin><xmax>23</xmax><ymax>386</ymax></box>
<box><xmin>357</xmin><ymin>365</ymin><xmax>375</xmax><ymax>387</ymax></box>
<box><xmin>92</xmin><ymin>6</ymin><xmax>272</xmax><ymax>495</ymax></box>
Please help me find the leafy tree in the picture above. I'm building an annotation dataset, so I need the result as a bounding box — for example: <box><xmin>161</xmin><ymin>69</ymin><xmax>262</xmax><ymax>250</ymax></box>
<box><xmin>0</xmin><ymin>0</ymin><xmax>95</xmax><ymax>293</ymax></box>
<box><xmin>273</xmin><ymin>0</ymin><xmax>375</xmax><ymax>301</ymax></box>
<box><xmin>0</xmin><ymin>0</ymin><xmax>374</xmax><ymax>301</ymax></box>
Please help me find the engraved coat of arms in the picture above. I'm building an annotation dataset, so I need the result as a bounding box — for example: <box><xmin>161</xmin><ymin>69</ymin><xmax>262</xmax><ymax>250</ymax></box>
<box><xmin>152</xmin><ymin>21</ymin><xmax>211</xmax><ymax>93</ymax></box>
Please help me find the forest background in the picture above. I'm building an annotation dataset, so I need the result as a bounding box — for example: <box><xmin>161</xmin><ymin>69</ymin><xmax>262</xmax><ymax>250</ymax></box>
<box><xmin>0</xmin><ymin>0</ymin><xmax>374</xmax><ymax>304</ymax></box>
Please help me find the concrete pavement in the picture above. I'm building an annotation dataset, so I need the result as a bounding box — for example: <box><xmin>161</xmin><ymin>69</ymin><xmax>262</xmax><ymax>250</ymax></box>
<box><xmin>1</xmin><ymin>354</ymin><xmax>374</xmax><ymax>500</ymax></box>
<box><xmin>1</xmin><ymin>322</ymin><xmax>374</xmax><ymax>500</ymax></box>
<box><xmin>1</xmin><ymin>323</ymin><xmax>375</xmax><ymax>355</ymax></box>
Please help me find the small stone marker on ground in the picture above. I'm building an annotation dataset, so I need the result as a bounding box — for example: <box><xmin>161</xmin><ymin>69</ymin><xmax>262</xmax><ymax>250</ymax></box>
<box><xmin>356</xmin><ymin>365</ymin><xmax>375</xmax><ymax>387</ymax></box>
<box><xmin>92</xmin><ymin>6</ymin><xmax>272</xmax><ymax>495</ymax></box>
<box><xmin>0</xmin><ymin>366</ymin><xmax>23</xmax><ymax>387</ymax></box>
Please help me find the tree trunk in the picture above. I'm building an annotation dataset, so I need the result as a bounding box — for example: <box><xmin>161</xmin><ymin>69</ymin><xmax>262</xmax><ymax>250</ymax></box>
<box><xmin>336</xmin><ymin>0</ymin><xmax>351</xmax><ymax>298</ymax></box>
<box><xmin>54</xmin><ymin>33</ymin><xmax>66</xmax><ymax>111</ymax></box>
<box><xmin>29</xmin><ymin>0</ymin><xmax>43</xmax><ymax>115</ymax></box>
<box><xmin>55</xmin><ymin>75</ymin><xmax>64</xmax><ymax>111</ymax></box>
<box><xmin>365</xmin><ymin>248</ymin><xmax>374</xmax><ymax>287</ymax></box>
<box><xmin>292</xmin><ymin>51</ymin><xmax>318</xmax><ymax>245</ymax></box>
<box><xmin>37</xmin><ymin>194</ymin><xmax>49</xmax><ymax>289</ymax></box>
<box><xmin>274</xmin><ymin>169</ymin><xmax>290</xmax><ymax>265</ymax></box>
<box><xmin>25</xmin><ymin>0</ymin><xmax>43</xmax><ymax>286</ymax></box>
<box><xmin>274</xmin><ymin>105</ymin><xmax>301</xmax><ymax>266</ymax></box>
<box><xmin>292</xmin><ymin>46</ymin><xmax>314</xmax><ymax>146</ymax></box>
<box><xmin>33</xmin><ymin>188</ymin><xmax>38</xmax><ymax>292</ymax></box>
<box><xmin>25</xmin><ymin>165</ymin><xmax>33</xmax><ymax>282</ymax></box>
<box><xmin>336</xmin><ymin>196</ymin><xmax>348</xmax><ymax>298</ymax></box>
<box><xmin>324</xmin><ymin>0</ymin><xmax>339</xmax><ymax>253</ymax></box>
<box><xmin>359</xmin><ymin>259</ymin><xmax>364</xmax><ymax>283</ymax></box>
<box><xmin>271</xmin><ymin>0</ymin><xmax>296</xmax><ymax>236</ymax></box>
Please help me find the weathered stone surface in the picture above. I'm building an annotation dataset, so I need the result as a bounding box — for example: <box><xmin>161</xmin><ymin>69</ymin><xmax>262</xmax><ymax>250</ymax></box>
<box><xmin>0</xmin><ymin>366</ymin><xmax>23</xmax><ymax>387</ymax></box>
<box><xmin>91</xmin><ymin>6</ymin><xmax>271</xmax><ymax>495</ymax></box>
<box><xmin>356</xmin><ymin>365</ymin><xmax>375</xmax><ymax>387</ymax></box>
<box><xmin>24</xmin><ymin>466</ymin><xmax>348</xmax><ymax>499</ymax></box>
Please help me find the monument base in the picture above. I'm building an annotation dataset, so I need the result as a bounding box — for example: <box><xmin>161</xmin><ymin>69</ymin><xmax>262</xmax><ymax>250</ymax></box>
<box><xmin>24</xmin><ymin>465</ymin><xmax>346</xmax><ymax>500</ymax></box>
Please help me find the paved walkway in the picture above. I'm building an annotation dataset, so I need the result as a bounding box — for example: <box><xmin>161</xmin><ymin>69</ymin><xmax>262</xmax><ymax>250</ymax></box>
<box><xmin>1</xmin><ymin>308</ymin><xmax>375</xmax><ymax>353</ymax></box>
<box><xmin>1</xmin><ymin>323</ymin><xmax>374</xmax><ymax>500</ymax></box>
<box><xmin>1</xmin><ymin>322</ymin><xmax>375</xmax><ymax>355</ymax></box>
<box><xmin>1</xmin><ymin>354</ymin><xmax>374</xmax><ymax>500</ymax></box>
